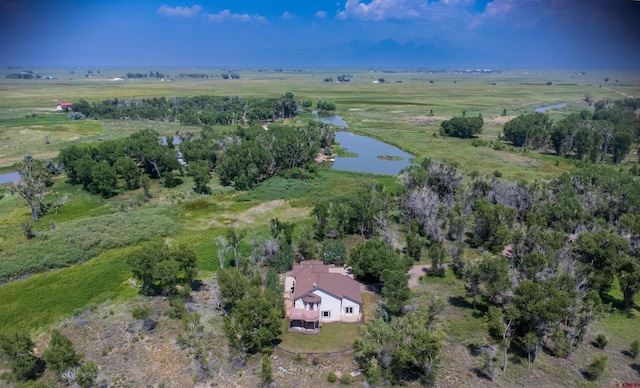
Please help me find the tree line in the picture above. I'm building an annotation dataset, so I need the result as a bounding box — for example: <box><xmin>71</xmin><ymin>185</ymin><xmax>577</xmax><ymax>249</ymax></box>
<box><xmin>70</xmin><ymin>92</ymin><xmax>299</xmax><ymax>125</ymax></box>
<box><xmin>181</xmin><ymin>121</ymin><xmax>334</xmax><ymax>190</ymax></box>
<box><xmin>306</xmin><ymin>158</ymin><xmax>640</xmax><ymax>383</ymax></box>
<box><xmin>504</xmin><ymin>98</ymin><xmax>640</xmax><ymax>163</ymax></box>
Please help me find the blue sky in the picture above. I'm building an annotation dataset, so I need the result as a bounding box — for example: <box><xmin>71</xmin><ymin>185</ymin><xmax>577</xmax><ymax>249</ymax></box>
<box><xmin>1</xmin><ymin>0</ymin><xmax>639</xmax><ymax>68</ymax></box>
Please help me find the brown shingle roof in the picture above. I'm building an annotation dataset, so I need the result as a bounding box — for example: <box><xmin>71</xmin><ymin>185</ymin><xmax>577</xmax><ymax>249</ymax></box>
<box><xmin>291</xmin><ymin>262</ymin><xmax>362</xmax><ymax>305</ymax></box>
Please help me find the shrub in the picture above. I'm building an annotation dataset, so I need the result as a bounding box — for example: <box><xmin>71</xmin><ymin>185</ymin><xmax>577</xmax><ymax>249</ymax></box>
<box><xmin>131</xmin><ymin>304</ymin><xmax>153</xmax><ymax>320</ymax></box>
<box><xmin>584</xmin><ymin>355</ymin><xmax>607</xmax><ymax>381</ymax></box>
<box><xmin>595</xmin><ymin>333</ymin><xmax>608</xmax><ymax>349</ymax></box>
<box><xmin>630</xmin><ymin>340</ymin><xmax>639</xmax><ymax>359</ymax></box>
<box><xmin>340</xmin><ymin>373</ymin><xmax>353</xmax><ymax>385</ymax></box>
<box><xmin>259</xmin><ymin>355</ymin><xmax>273</xmax><ymax>385</ymax></box>
<box><xmin>327</xmin><ymin>371</ymin><xmax>337</xmax><ymax>383</ymax></box>
<box><xmin>42</xmin><ymin>330</ymin><xmax>82</xmax><ymax>375</ymax></box>
<box><xmin>76</xmin><ymin>361</ymin><xmax>98</xmax><ymax>388</ymax></box>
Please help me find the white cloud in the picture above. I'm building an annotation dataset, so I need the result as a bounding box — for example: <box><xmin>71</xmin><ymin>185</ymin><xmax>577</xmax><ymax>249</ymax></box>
<box><xmin>158</xmin><ymin>4</ymin><xmax>202</xmax><ymax>17</ymax></box>
<box><xmin>281</xmin><ymin>11</ymin><xmax>295</xmax><ymax>20</ymax></box>
<box><xmin>336</xmin><ymin>0</ymin><xmax>427</xmax><ymax>21</ymax></box>
<box><xmin>205</xmin><ymin>9</ymin><xmax>266</xmax><ymax>23</ymax></box>
<box><xmin>314</xmin><ymin>10</ymin><xmax>327</xmax><ymax>18</ymax></box>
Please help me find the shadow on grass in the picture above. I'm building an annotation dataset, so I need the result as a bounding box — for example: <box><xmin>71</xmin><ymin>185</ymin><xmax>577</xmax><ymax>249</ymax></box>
<box><xmin>190</xmin><ymin>279</ymin><xmax>204</xmax><ymax>292</ymax></box>
<box><xmin>621</xmin><ymin>350</ymin><xmax>636</xmax><ymax>358</ymax></box>
<box><xmin>631</xmin><ymin>363</ymin><xmax>640</xmax><ymax>376</ymax></box>
<box><xmin>467</xmin><ymin>343</ymin><xmax>481</xmax><ymax>357</ymax></box>
<box><xmin>448</xmin><ymin>296</ymin><xmax>488</xmax><ymax>316</ymax></box>
<box><xmin>601</xmin><ymin>293</ymin><xmax>625</xmax><ymax>311</ymax></box>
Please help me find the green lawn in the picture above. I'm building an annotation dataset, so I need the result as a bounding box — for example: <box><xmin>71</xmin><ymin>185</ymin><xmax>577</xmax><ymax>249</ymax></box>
<box><xmin>277</xmin><ymin>320</ymin><xmax>361</xmax><ymax>354</ymax></box>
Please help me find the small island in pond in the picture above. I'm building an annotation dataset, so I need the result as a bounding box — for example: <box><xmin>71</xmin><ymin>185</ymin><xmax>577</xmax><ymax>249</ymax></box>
<box><xmin>377</xmin><ymin>155</ymin><xmax>404</xmax><ymax>161</ymax></box>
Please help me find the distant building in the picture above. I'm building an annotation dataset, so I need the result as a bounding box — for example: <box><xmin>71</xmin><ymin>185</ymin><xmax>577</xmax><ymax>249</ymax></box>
<box><xmin>56</xmin><ymin>102</ymin><xmax>72</xmax><ymax>110</ymax></box>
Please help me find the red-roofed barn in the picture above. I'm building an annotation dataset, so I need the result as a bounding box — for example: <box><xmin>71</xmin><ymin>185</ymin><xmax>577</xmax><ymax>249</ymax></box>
<box><xmin>56</xmin><ymin>102</ymin><xmax>72</xmax><ymax>111</ymax></box>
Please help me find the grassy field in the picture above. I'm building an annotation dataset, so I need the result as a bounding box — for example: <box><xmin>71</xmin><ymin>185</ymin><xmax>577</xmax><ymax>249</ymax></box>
<box><xmin>0</xmin><ymin>67</ymin><xmax>639</xmax><ymax>386</ymax></box>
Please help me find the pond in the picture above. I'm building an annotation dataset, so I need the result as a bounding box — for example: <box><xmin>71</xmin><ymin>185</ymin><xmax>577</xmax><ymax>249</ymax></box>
<box><xmin>330</xmin><ymin>132</ymin><xmax>415</xmax><ymax>175</ymax></box>
<box><xmin>312</xmin><ymin>110</ymin><xmax>349</xmax><ymax>128</ymax></box>
<box><xmin>535</xmin><ymin>103</ymin><xmax>567</xmax><ymax>113</ymax></box>
<box><xmin>0</xmin><ymin>171</ymin><xmax>19</xmax><ymax>185</ymax></box>
<box><xmin>158</xmin><ymin>136</ymin><xmax>186</xmax><ymax>166</ymax></box>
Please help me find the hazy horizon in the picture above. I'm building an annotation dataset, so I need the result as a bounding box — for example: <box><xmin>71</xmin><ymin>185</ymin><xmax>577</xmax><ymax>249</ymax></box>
<box><xmin>1</xmin><ymin>0</ymin><xmax>639</xmax><ymax>69</ymax></box>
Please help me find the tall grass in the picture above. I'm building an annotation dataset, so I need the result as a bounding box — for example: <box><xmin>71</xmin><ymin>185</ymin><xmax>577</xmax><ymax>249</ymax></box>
<box><xmin>0</xmin><ymin>206</ymin><xmax>179</xmax><ymax>282</ymax></box>
<box><xmin>0</xmin><ymin>246</ymin><xmax>138</xmax><ymax>331</ymax></box>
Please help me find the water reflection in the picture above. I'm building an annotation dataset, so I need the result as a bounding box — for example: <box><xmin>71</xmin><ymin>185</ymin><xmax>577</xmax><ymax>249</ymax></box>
<box><xmin>331</xmin><ymin>132</ymin><xmax>415</xmax><ymax>175</ymax></box>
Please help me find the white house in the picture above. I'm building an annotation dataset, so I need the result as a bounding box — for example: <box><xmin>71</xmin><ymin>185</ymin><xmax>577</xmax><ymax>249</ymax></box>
<box><xmin>286</xmin><ymin>260</ymin><xmax>362</xmax><ymax>333</ymax></box>
<box><xmin>56</xmin><ymin>102</ymin><xmax>72</xmax><ymax>110</ymax></box>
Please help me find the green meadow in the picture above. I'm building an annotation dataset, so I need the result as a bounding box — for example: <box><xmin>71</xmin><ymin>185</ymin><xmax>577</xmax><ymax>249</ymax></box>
<box><xmin>0</xmin><ymin>68</ymin><xmax>638</xmax><ymax>388</ymax></box>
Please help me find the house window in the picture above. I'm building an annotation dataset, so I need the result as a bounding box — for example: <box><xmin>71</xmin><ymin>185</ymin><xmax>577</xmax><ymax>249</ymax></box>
<box><xmin>322</xmin><ymin>310</ymin><xmax>331</xmax><ymax>318</ymax></box>
<box><xmin>345</xmin><ymin>306</ymin><xmax>353</xmax><ymax>315</ymax></box>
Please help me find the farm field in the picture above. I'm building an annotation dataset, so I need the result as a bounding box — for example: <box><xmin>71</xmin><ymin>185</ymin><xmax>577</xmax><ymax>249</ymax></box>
<box><xmin>0</xmin><ymin>68</ymin><xmax>639</xmax><ymax>387</ymax></box>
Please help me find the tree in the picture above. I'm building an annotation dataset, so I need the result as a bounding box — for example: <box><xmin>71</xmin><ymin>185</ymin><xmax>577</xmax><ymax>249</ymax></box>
<box><xmin>226</xmin><ymin>228</ymin><xmax>246</xmax><ymax>267</ymax></box>
<box><xmin>440</xmin><ymin>115</ymin><xmax>483</xmax><ymax>138</ymax></box>
<box><xmin>463</xmin><ymin>263</ymin><xmax>482</xmax><ymax>310</ymax></box>
<box><xmin>405</xmin><ymin>221</ymin><xmax>423</xmax><ymax>261</ymax></box>
<box><xmin>42</xmin><ymin>330</ymin><xmax>82</xmax><ymax>376</ymax></box>
<box><xmin>514</xmin><ymin>279</ymin><xmax>572</xmax><ymax>363</ymax></box>
<box><xmin>478</xmin><ymin>255</ymin><xmax>510</xmax><ymax>303</ymax></box>
<box><xmin>224</xmin><ymin>287</ymin><xmax>282</xmax><ymax>353</ymax></box>
<box><xmin>88</xmin><ymin>161</ymin><xmax>117</xmax><ymax>198</ymax></box>
<box><xmin>188</xmin><ymin>160</ymin><xmax>211</xmax><ymax>194</ymax></box>
<box><xmin>616</xmin><ymin>255</ymin><xmax>640</xmax><ymax>312</ymax></box>
<box><xmin>0</xmin><ymin>331</ymin><xmax>40</xmax><ymax>381</ymax></box>
<box><xmin>349</xmin><ymin>239</ymin><xmax>407</xmax><ymax>283</ymax></box>
<box><xmin>11</xmin><ymin>157</ymin><xmax>50</xmax><ymax>222</ymax></box>
<box><xmin>217</xmin><ymin>267</ymin><xmax>249</xmax><ymax>310</ymax></box>
<box><xmin>354</xmin><ymin>313</ymin><xmax>441</xmax><ymax>385</ymax></box>
<box><xmin>127</xmin><ymin>241</ymin><xmax>198</xmax><ymax>296</ymax></box>
<box><xmin>584</xmin><ymin>355</ymin><xmax>607</xmax><ymax>381</ymax></box>
<box><xmin>115</xmin><ymin>156</ymin><xmax>141</xmax><ymax>190</ymax></box>
<box><xmin>611</xmin><ymin>131</ymin><xmax>632</xmax><ymax>163</ymax></box>
<box><xmin>429</xmin><ymin>243</ymin><xmax>446</xmax><ymax>277</ymax></box>
<box><xmin>296</xmin><ymin>225</ymin><xmax>317</xmax><ymax>261</ymax></box>
<box><xmin>317</xmin><ymin>100</ymin><xmax>336</xmax><ymax>111</ymax></box>
<box><xmin>575</xmin><ymin>230</ymin><xmax>630</xmax><ymax>296</ymax></box>
<box><xmin>321</xmin><ymin>239</ymin><xmax>347</xmax><ymax>265</ymax></box>
<box><xmin>503</xmin><ymin>112</ymin><xmax>551</xmax><ymax>148</ymax></box>
<box><xmin>260</xmin><ymin>355</ymin><xmax>273</xmax><ymax>385</ymax></box>
<box><xmin>381</xmin><ymin>269</ymin><xmax>411</xmax><ymax>316</ymax></box>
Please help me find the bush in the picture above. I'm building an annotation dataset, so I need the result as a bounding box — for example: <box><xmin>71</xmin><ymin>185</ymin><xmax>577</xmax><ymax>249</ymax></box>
<box><xmin>584</xmin><ymin>355</ymin><xmax>607</xmax><ymax>381</ymax></box>
<box><xmin>340</xmin><ymin>373</ymin><xmax>353</xmax><ymax>385</ymax></box>
<box><xmin>630</xmin><ymin>340</ymin><xmax>639</xmax><ymax>359</ymax></box>
<box><xmin>595</xmin><ymin>333</ymin><xmax>608</xmax><ymax>349</ymax></box>
<box><xmin>131</xmin><ymin>304</ymin><xmax>153</xmax><ymax>320</ymax></box>
<box><xmin>327</xmin><ymin>371</ymin><xmax>337</xmax><ymax>383</ymax></box>
<box><xmin>42</xmin><ymin>330</ymin><xmax>82</xmax><ymax>376</ymax></box>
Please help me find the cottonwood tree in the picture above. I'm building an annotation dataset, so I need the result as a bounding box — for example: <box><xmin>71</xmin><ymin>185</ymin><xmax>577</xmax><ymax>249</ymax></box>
<box><xmin>126</xmin><ymin>240</ymin><xmax>198</xmax><ymax>296</ymax></box>
<box><xmin>12</xmin><ymin>157</ymin><xmax>50</xmax><ymax>222</ymax></box>
<box><xmin>349</xmin><ymin>239</ymin><xmax>409</xmax><ymax>283</ymax></box>
<box><xmin>381</xmin><ymin>269</ymin><xmax>411</xmax><ymax>316</ymax></box>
